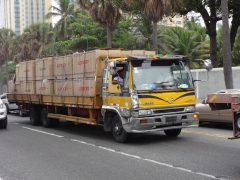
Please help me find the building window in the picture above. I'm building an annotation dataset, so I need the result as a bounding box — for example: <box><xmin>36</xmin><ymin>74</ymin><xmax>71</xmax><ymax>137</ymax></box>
<box><xmin>176</xmin><ymin>21</ymin><xmax>181</xmax><ymax>24</ymax></box>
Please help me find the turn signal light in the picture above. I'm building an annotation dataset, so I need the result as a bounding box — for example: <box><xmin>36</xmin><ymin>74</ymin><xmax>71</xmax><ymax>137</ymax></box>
<box><xmin>193</xmin><ymin>114</ymin><xmax>198</xmax><ymax>119</ymax></box>
<box><xmin>140</xmin><ymin>120</ymin><xmax>148</xmax><ymax>124</ymax></box>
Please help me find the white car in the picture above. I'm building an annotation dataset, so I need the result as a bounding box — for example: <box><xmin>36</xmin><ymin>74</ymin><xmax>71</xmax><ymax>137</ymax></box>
<box><xmin>1</xmin><ymin>94</ymin><xmax>19</xmax><ymax>114</ymax></box>
<box><xmin>0</xmin><ymin>99</ymin><xmax>7</xmax><ymax>129</ymax></box>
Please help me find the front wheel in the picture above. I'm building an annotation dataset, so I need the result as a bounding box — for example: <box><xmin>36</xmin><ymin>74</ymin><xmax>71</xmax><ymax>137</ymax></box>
<box><xmin>164</xmin><ymin>129</ymin><xmax>181</xmax><ymax>137</ymax></box>
<box><xmin>112</xmin><ymin>115</ymin><xmax>131</xmax><ymax>143</ymax></box>
<box><xmin>0</xmin><ymin>117</ymin><xmax>7</xmax><ymax>129</ymax></box>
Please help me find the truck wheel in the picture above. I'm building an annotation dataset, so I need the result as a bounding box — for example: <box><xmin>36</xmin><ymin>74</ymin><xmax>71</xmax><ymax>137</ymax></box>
<box><xmin>29</xmin><ymin>106</ymin><xmax>41</xmax><ymax>126</ymax></box>
<box><xmin>41</xmin><ymin>108</ymin><xmax>51</xmax><ymax>128</ymax></box>
<box><xmin>41</xmin><ymin>108</ymin><xmax>59</xmax><ymax>128</ymax></box>
<box><xmin>19</xmin><ymin>109</ymin><xmax>24</xmax><ymax>117</ymax></box>
<box><xmin>5</xmin><ymin>104</ymin><xmax>10</xmax><ymax>114</ymax></box>
<box><xmin>112</xmin><ymin>115</ymin><xmax>131</xmax><ymax>143</ymax></box>
<box><xmin>198</xmin><ymin>121</ymin><xmax>204</xmax><ymax>127</ymax></box>
<box><xmin>164</xmin><ymin>129</ymin><xmax>181</xmax><ymax>137</ymax></box>
<box><xmin>0</xmin><ymin>117</ymin><xmax>7</xmax><ymax>129</ymax></box>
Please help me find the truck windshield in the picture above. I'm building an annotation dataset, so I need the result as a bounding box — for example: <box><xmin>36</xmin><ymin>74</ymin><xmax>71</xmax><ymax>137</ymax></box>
<box><xmin>131</xmin><ymin>59</ymin><xmax>194</xmax><ymax>91</ymax></box>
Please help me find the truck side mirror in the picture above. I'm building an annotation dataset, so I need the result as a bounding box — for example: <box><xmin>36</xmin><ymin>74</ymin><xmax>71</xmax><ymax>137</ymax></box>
<box><xmin>202</xmin><ymin>59</ymin><xmax>213</xmax><ymax>71</ymax></box>
<box><xmin>109</xmin><ymin>62</ymin><xmax>117</xmax><ymax>75</ymax></box>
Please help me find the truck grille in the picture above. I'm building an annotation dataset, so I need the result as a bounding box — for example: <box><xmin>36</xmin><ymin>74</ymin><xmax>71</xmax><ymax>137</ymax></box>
<box><xmin>153</xmin><ymin>108</ymin><xmax>184</xmax><ymax>115</ymax></box>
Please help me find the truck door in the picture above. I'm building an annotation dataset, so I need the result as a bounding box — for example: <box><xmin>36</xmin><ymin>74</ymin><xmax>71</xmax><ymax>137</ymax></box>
<box><xmin>102</xmin><ymin>62</ymin><xmax>130</xmax><ymax>108</ymax></box>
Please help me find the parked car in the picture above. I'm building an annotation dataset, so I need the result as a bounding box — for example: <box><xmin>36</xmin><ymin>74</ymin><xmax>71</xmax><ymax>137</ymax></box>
<box><xmin>0</xmin><ymin>94</ymin><xmax>20</xmax><ymax>114</ymax></box>
<box><xmin>196</xmin><ymin>89</ymin><xmax>239</xmax><ymax>126</ymax></box>
<box><xmin>0</xmin><ymin>99</ymin><xmax>7</xmax><ymax>129</ymax></box>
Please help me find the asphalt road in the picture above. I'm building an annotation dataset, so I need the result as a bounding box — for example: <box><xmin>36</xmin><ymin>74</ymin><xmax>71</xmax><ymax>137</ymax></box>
<box><xmin>0</xmin><ymin>114</ymin><xmax>240</xmax><ymax>180</ymax></box>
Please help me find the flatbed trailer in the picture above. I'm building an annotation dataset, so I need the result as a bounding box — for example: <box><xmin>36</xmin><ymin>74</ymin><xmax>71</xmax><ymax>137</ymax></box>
<box><xmin>207</xmin><ymin>89</ymin><xmax>240</xmax><ymax>139</ymax></box>
<box><xmin>7</xmin><ymin>93</ymin><xmax>102</xmax><ymax>125</ymax></box>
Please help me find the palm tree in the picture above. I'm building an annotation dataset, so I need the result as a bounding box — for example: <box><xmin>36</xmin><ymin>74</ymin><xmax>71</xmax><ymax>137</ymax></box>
<box><xmin>46</xmin><ymin>0</ymin><xmax>75</xmax><ymax>40</ymax></box>
<box><xmin>141</xmin><ymin>0</ymin><xmax>183</xmax><ymax>54</ymax></box>
<box><xmin>13</xmin><ymin>23</ymin><xmax>55</xmax><ymax>61</ymax></box>
<box><xmin>77</xmin><ymin>0</ymin><xmax>122</xmax><ymax>48</ymax></box>
<box><xmin>0</xmin><ymin>28</ymin><xmax>16</xmax><ymax>93</ymax></box>
<box><xmin>160</xmin><ymin>26</ymin><xmax>205</xmax><ymax>68</ymax></box>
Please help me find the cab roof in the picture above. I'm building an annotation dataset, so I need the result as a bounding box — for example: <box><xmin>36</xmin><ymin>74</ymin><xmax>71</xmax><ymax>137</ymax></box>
<box><xmin>126</xmin><ymin>55</ymin><xmax>188</xmax><ymax>61</ymax></box>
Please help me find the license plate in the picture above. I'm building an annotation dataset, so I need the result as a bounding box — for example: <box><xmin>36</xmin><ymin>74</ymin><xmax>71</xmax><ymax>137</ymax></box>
<box><xmin>166</xmin><ymin>116</ymin><xmax>177</xmax><ymax>123</ymax></box>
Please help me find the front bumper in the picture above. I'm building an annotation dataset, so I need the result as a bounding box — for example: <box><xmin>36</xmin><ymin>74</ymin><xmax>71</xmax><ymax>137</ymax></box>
<box><xmin>123</xmin><ymin>112</ymin><xmax>198</xmax><ymax>133</ymax></box>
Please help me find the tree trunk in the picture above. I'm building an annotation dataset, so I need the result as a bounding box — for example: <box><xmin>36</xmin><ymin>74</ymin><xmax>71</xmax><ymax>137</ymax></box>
<box><xmin>5</xmin><ymin>59</ymin><xmax>9</xmax><ymax>92</ymax></box>
<box><xmin>230</xmin><ymin>14</ymin><xmax>240</xmax><ymax>50</ymax></box>
<box><xmin>209</xmin><ymin>34</ymin><xmax>218</xmax><ymax>68</ymax></box>
<box><xmin>106</xmin><ymin>22</ymin><xmax>112</xmax><ymax>48</ymax></box>
<box><xmin>221</xmin><ymin>0</ymin><xmax>233</xmax><ymax>89</ymax></box>
<box><xmin>152</xmin><ymin>21</ymin><xmax>158</xmax><ymax>54</ymax></box>
<box><xmin>200</xmin><ymin>6</ymin><xmax>219</xmax><ymax>68</ymax></box>
<box><xmin>0</xmin><ymin>66</ymin><xmax>3</xmax><ymax>94</ymax></box>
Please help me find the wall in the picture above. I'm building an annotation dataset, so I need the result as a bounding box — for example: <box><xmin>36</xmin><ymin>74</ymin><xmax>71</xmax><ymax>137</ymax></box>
<box><xmin>191</xmin><ymin>67</ymin><xmax>240</xmax><ymax>99</ymax></box>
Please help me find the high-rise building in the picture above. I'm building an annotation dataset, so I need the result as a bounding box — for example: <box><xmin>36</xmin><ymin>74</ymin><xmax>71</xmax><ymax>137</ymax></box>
<box><xmin>0</xmin><ymin>0</ymin><xmax>52</xmax><ymax>34</ymax></box>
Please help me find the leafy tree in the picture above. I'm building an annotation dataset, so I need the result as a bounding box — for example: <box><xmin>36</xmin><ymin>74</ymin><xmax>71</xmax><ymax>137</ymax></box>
<box><xmin>77</xmin><ymin>0</ymin><xmax>122</xmax><ymax>48</ymax></box>
<box><xmin>46</xmin><ymin>0</ymin><xmax>75</xmax><ymax>40</ymax></box>
<box><xmin>180</xmin><ymin>0</ymin><xmax>222</xmax><ymax>68</ymax></box>
<box><xmin>229</xmin><ymin>0</ymin><xmax>240</xmax><ymax>50</ymax></box>
<box><xmin>159</xmin><ymin>23</ymin><xmax>208</xmax><ymax>68</ymax></box>
<box><xmin>0</xmin><ymin>28</ymin><xmax>16</xmax><ymax>93</ymax></box>
<box><xmin>13</xmin><ymin>23</ymin><xmax>55</xmax><ymax>61</ymax></box>
<box><xmin>232</xmin><ymin>29</ymin><xmax>240</xmax><ymax>65</ymax></box>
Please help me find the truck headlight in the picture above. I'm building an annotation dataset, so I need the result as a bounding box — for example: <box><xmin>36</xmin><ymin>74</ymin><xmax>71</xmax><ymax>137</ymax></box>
<box><xmin>119</xmin><ymin>108</ymin><xmax>131</xmax><ymax>117</ymax></box>
<box><xmin>130</xmin><ymin>89</ymin><xmax>138</xmax><ymax>108</ymax></box>
<box><xmin>0</xmin><ymin>103</ymin><xmax>4</xmax><ymax>109</ymax></box>
<box><xmin>185</xmin><ymin>106</ymin><xmax>195</xmax><ymax>112</ymax></box>
<box><xmin>139</xmin><ymin>109</ymin><xmax>152</xmax><ymax>116</ymax></box>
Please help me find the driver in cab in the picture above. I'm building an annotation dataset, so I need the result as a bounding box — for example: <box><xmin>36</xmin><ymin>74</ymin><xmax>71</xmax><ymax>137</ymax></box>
<box><xmin>112</xmin><ymin>69</ymin><xmax>124</xmax><ymax>85</ymax></box>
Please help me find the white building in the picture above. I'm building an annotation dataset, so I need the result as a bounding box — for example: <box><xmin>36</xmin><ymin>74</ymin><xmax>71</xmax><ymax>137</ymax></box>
<box><xmin>0</xmin><ymin>0</ymin><xmax>52</xmax><ymax>34</ymax></box>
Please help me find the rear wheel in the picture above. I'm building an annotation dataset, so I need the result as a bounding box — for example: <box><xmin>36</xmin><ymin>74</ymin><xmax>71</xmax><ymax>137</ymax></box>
<box><xmin>41</xmin><ymin>108</ymin><xmax>59</xmax><ymax>128</ymax></box>
<box><xmin>29</xmin><ymin>106</ymin><xmax>41</xmax><ymax>126</ymax></box>
<box><xmin>0</xmin><ymin>117</ymin><xmax>7</xmax><ymax>129</ymax></box>
<box><xmin>164</xmin><ymin>129</ymin><xmax>181</xmax><ymax>137</ymax></box>
<box><xmin>112</xmin><ymin>115</ymin><xmax>131</xmax><ymax>143</ymax></box>
<box><xmin>19</xmin><ymin>109</ymin><xmax>24</xmax><ymax>117</ymax></box>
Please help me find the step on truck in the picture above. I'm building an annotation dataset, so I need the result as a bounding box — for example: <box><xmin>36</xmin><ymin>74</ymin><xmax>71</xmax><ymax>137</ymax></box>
<box><xmin>7</xmin><ymin>49</ymin><xmax>213</xmax><ymax>142</ymax></box>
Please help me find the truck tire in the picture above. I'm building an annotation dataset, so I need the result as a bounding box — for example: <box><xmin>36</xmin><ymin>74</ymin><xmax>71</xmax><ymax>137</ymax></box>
<box><xmin>19</xmin><ymin>109</ymin><xmax>24</xmax><ymax>117</ymax></box>
<box><xmin>0</xmin><ymin>117</ymin><xmax>7</xmax><ymax>129</ymax></box>
<box><xmin>29</xmin><ymin>106</ymin><xmax>41</xmax><ymax>126</ymax></box>
<box><xmin>164</xmin><ymin>129</ymin><xmax>181</xmax><ymax>137</ymax></box>
<box><xmin>41</xmin><ymin>108</ymin><xmax>59</xmax><ymax>128</ymax></box>
<box><xmin>112</xmin><ymin>115</ymin><xmax>131</xmax><ymax>143</ymax></box>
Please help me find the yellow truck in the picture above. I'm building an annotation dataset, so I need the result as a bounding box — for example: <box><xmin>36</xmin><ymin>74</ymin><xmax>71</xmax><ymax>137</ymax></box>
<box><xmin>7</xmin><ymin>49</ymin><xmax>212</xmax><ymax>142</ymax></box>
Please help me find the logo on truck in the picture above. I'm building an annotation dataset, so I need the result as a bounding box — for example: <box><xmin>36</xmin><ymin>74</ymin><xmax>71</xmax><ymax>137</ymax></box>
<box><xmin>78</xmin><ymin>87</ymin><xmax>90</xmax><ymax>91</ymax></box>
<box><xmin>39</xmin><ymin>87</ymin><xmax>46</xmax><ymax>90</ymax></box>
<box><xmin>58</xmin><ymin>87</ymin><xmax>67</xmax><ymax>91</ymax></box>
<box><xmin>78</xmin><ymin>60</ymin><xmax>89</xmax><ymax>65</ymax></box>
<box><xmin>57</xmin><ymin>63</ymin><xmax>66</xmax><ymax>68</ymax></box>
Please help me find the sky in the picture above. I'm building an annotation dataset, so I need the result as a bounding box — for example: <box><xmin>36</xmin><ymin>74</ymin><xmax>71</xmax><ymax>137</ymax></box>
<box><xmin>52</xmin><ymin>0</ymin><xmax>61</xmax><ymax>25</ymax></box>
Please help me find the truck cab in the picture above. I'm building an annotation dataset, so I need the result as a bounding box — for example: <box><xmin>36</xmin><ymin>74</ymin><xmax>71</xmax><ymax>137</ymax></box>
<box><xmin>101</xmin><ymin>55</ymin><xmax>204</xmax><ymax>142</ymax></box>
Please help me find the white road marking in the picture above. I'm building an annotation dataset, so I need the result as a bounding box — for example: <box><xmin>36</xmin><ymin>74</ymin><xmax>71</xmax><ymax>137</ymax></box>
<box><xmin>71</xmin><ymin>139</ymin><xmax>225</xmax><ymax>179</ymax></box>
<box><xmin>22</xmin><ymin>126</ymin><xmax>64</xmax><ymax>138</ymax></box>
<box><xmin>18</xmin><ymin>126</ymin><xmax>227</xmax><ymax>179</ymax></box>
<box><xmin>0</xmin><ymin>177</ymin><xmax>4</xmax><ymax>180</ymax></box>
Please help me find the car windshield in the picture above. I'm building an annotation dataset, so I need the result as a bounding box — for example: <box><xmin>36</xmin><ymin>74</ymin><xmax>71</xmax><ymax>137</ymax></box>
<box><xmin>131</xmin><ymin>59</ymin><xmax>194</xmax><ymax>91</ymax></box>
